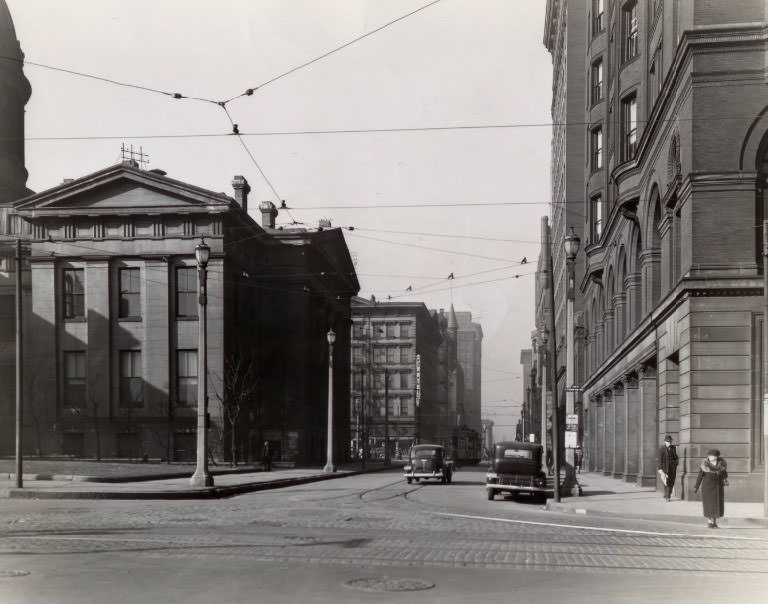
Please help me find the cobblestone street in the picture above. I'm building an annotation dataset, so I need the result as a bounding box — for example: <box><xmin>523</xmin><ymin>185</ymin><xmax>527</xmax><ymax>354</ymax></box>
<box><xmin>1</xmin><ymin>468</ymin><xmax>767</xmax><ymax>603</ymax></box>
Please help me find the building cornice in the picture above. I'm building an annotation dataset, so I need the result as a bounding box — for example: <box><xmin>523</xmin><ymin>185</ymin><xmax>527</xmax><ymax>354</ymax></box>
<box><xmin>580</xmin><ymin>275</ymin><xmax>763</xmax><ymax>392</ymax></box>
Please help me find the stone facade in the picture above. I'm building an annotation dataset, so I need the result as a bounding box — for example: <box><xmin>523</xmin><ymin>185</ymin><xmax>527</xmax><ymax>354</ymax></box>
<box><xmin>543</xmin><ymin>0</ymin><xmax>768</xmax><ymax>501</ymax></box>
<box><xmin>2</xmin><ymin>163</ymin><xmax>358</xmax><ymax>465</ymax></box>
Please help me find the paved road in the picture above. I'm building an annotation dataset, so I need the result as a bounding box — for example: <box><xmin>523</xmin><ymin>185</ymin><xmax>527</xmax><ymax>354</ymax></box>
<box><xmin>1</xmin><ymin>467</ymin><xmax>766</xmax><ymax>603</ymax></box>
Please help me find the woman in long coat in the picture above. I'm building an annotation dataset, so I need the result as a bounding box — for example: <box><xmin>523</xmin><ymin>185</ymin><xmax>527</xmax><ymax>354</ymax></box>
<box><xmin>694</xmin><ymin>449</ymin><xmax>728</xmax><ymax>528</ymax></box>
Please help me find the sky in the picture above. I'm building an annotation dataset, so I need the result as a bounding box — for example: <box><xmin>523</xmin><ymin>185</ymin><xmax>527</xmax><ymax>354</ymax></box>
<box><xmin>7</xmin><ymin>0</ymin><xmax>553</xmax><ymax>440</ymax></box>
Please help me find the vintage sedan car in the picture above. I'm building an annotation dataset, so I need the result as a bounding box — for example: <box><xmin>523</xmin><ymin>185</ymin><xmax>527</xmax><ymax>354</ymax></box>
<box><xmin>486</xmin><ymin>441</ymin><xmax>547</xmax><ymax>502</ymax></box>
<box><xmin>404</xmin><ymin>444</ymin><xmax>453</xmax><ymax>484</ymax></box>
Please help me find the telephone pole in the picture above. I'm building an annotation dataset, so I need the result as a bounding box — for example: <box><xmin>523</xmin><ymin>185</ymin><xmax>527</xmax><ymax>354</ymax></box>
<box><xmin>15</xmin><ymin>238</ymin><xmax>23</xmax><ymax>489</ymax></box>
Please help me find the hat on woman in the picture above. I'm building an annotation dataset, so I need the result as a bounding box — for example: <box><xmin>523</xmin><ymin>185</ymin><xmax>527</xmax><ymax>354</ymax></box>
<box><xmin>664</xmin><ymin>435</ymin><xmax>673</xmax><ymax>442</ymax></box>
<box><xmin>706</xmin><ymin>449</ymin><xmax>720</xmax><ymax>457</ymax></box>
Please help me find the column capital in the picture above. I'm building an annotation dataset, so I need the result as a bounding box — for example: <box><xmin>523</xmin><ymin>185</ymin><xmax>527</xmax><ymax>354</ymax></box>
<box><xmin>622</xmin><ymin>373</ymin><xmax>638</xmax><ymax>388</ymax></box>
<box><xmin>637</xmin><ymin>364</ymin><xmax>657</xmax><ymax>379</ymax></box>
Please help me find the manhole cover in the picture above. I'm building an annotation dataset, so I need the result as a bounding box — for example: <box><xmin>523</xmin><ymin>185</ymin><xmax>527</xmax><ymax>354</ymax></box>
<box><xmin>344</xmin><ymin>577</ymin><xmax>435</xmax><ymax>592</ymax></box>
<box><xmin>0</xmin><ymin>570</ymin><xmax>29</xmax><ymax>578</ymax></box>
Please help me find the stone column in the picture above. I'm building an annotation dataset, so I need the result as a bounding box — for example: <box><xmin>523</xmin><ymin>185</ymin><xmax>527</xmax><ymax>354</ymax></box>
<box><xmin>624</xmin><ymin>272</ymin><xmax>641</xmax><ymax>330</ymax></box>
<box><xmin>612</xmin><ymin>383</ymin><xmax>625</xmax><ymax>478</ymax></box>
<box><xmin>613</xmin><ymin>293</ymin><xmax>627</xmax><ymax>343</ymax></box>
<box><xmin>623</xmin><ymin>373</ymin><xmax>639</xmax><ymax>482</ymax></box>
<box><xmin>603</xmin><ymin>390</ymin><xmax>614</xmax><ymax>475</ymax></box>
<box><xmin>658</xmin><ymin>210</ymin><xmax>673</xmax><ymax>295</ymax></box>
<box><xmin>640</xmin><ymin>249</ymin><xmax>661</xmax><ymax>316</ymax></box>
<box><xmin>637</xmin><ymin>365</ymin><xmax>658</xmax><ymax>486</ymax></box>
<box><xmin>603</xmin><ymin>309</ymin><xmax>615</xmax><ymax>358</ymax></box>
<box><xmin>588</xmin><ymin>397</ymin><xmax>597</xmax><ymax>472</ymax></box>
<box><xmin>595</xmin><ymin>396</ymin><xmax>604</xmax><ymax>472</ymax></box>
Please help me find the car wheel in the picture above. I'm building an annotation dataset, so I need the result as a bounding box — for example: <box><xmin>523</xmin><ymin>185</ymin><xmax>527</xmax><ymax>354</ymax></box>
<box><xmin>487</xmin><ymin>488</ymin><xmax>495</xmax><ymax>501</ymax></box>
<box><xmin>406</xmin><ymin>477</ymin><xmax>412</xmax><ymax>484</ymax></box>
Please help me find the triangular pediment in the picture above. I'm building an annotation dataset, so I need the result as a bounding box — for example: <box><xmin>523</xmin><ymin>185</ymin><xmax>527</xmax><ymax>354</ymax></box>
<box><xmin>13</xmin><ymin>164</ymin><xmax>234</xmax><ymax>216</ymax></box>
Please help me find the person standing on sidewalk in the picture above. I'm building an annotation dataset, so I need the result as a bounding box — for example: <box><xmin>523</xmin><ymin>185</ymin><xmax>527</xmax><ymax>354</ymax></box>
<box><xmin>694</xmin><ymin>449</ymin><xmax>728</xmax><ymax>528</ymax></box>
<box><xmin>657</xmin><ymin>435</ymin><xmax>678</xmax><ymax>501</ymax></box>
<box><xmin>262</xmin><ymin>440</ymin><xmax>272</xmax><ymax>472</ymax></box>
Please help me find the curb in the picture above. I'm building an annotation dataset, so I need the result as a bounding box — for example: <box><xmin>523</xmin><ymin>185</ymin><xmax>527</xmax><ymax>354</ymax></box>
<box><xmin>1</xmin><ymin>466</ymin><xmax>264</xmax><ymax>483</ymax></box>
<box><xmin>544</xmin><ymin>502</ymin><xmax>768</xmax><ymax>528</ymax></box>
<box><xmin>6</xmin><ymin>465</ymin><xmax>396</xmax><ymax>500</ymax></box>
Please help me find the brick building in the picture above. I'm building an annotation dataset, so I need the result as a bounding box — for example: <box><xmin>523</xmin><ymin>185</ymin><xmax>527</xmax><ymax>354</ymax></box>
<box><xmin>350</xmin><ymin>298</ymin><xmax>441</xmax><ymax>458</ymax></box>
<box><xmin>3</xmin><ymin>163</ymin><xmax>358</xmax><ymax>465</ymax></box>
<box><xmin>538</xmin><ymin>0</ymin><xmax>768</xmax><ymax>501</ymax></box>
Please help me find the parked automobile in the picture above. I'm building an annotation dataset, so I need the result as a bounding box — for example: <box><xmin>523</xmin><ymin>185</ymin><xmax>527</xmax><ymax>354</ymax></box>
<box><xmin>486</xmin><ymin>441</ymin><xmax>547</xmax><ymax>502</ymax></box>
<box><xmin>404</xmin><ymin>444</ymin><xmax>453</xmax><ymax>484</ymax></box>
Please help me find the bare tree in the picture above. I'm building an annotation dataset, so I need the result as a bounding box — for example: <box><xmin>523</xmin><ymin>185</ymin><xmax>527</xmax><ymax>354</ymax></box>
<box><xmin>86</xmin><ymin>390</ymin><xmax>103</xmax><ymax>461</ymax></box>
<box><xmin>213</xmin><ymin>354</ymin><xmax>259</xmax><ymax>467</ymax></box>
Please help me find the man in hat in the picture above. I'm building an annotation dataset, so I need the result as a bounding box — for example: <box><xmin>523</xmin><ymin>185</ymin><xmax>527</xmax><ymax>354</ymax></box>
<box><xmin>658</xmin><ymin>435</ymin><xmax>679</xmax><ymax>501</ymax></box>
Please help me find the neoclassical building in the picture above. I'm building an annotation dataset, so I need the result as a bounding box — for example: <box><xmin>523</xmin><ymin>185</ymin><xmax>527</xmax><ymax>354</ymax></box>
<box><xmin>576</xmin><ymin>0</ymin><xmax>768</xmax><ymax>501</ymax></box>
<box><xmin>4</xmin><ymin>162</ymin><xmax>358</xmax><ymax>464</ymax></box>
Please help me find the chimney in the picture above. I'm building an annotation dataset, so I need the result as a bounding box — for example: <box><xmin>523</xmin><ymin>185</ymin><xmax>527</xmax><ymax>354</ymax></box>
<box><xmin>232</xmin><ymin>175</ymin><xmax>251</xmax><ymax>212</ymax></box>
<box><xmin>258</xmin><ymin>201</ymin><xmax>278</xmax><ymax>229</ymax></box>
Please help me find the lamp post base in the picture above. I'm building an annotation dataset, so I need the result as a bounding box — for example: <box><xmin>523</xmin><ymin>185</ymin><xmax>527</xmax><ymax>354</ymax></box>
<box><xmin>190</xmin><ymin>471</ymin><xmax>214</xmax><ymax>487</ymax></box>
<box><xmin>323</xmin><ymin>462</ymin><xmax>336</xmax><ymax>473</ymax></box>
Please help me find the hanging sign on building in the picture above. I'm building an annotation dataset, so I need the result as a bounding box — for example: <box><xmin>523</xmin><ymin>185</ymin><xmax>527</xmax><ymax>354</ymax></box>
<box><xmin>566</xmin><ymin>414</ymin><xmax>579</xmax><ymax>431</ymax></box>
<box><xmin>415</xmin><ymin>354</ymin><xmax>421</xmax><ymax>408</ymax></box>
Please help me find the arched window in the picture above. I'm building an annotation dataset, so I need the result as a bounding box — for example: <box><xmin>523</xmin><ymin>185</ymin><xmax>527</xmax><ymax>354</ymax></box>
<box><xmin>632</xmin><ymin>231</ymin><xmax>642</xmax><ymax>326</ymax></box>
<box><xmin>650</xmin><ymin>192</ymin><xmax>662</xmax><ymax>308</ymax></box>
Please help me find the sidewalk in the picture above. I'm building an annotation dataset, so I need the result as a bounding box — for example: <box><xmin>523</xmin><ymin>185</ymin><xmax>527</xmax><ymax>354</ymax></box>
<box><xmin>546</xmin><ymin>472</ymin><xmax>768</xmax><ymax>528</ymax></box>
<box><xmin>0</xmin><ymin>462</ymin><xmax>395</xmax><ymax>500</ymax></box>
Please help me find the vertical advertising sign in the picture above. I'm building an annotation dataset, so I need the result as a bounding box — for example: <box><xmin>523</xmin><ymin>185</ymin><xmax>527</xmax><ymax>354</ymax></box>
<box><xmin>415</xmin><ymin>354</ymin><xmax>421</xmax><ymax>408</ymax></box>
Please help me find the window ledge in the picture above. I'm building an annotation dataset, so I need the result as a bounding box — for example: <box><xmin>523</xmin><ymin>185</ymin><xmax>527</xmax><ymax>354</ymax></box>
<box><xmin>117</xmin><ymin>317</ymin><xmax>142</xmax><ymax>323</ymax></box>
<box><xmin>63</xmin><ymin>318</ymin><xmax>87</xmax><ymax>323</ymax></box>
<box><xmin>175</xmin><ymin>316</ymin><xmax>199</xmax><ymax>322</ymax></box>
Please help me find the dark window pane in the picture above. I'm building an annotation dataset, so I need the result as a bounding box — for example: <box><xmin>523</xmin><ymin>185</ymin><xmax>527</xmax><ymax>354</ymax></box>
<box><xmin>176</xmin><ymin>267</ymin><xmax>197</xmax><ymax>318</ymax></box>
<box><xmin>120</xmin><ymin>350</ymin><xmax>142</xmax><ymax>407</ymax></box>
<box><xmin>64</xmin><ymin>351</ymin><xmax>86</xmax><ymax>407</ymax></box>
<box><xmin>119</xmin><ymin>268</ymin><xmax>141</xmax><ymax>318</ymax></box>
<box><xmin>63</xmin><ymin>269</ymin><xmax>85</xmax><ymax>319</ymax></box>
<box><xmin>177</xmin><ymin>350</ymin><xmax>197</xmax><ymax>406</ymax></box>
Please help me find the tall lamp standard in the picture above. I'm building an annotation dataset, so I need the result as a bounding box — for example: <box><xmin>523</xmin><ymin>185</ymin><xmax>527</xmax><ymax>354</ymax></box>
<box><xmin>564</xmin><ymin>227</ymin><xmax>581</xmax><ymax>477</ymax></box>
<box><xmin>538</xmin><ymin>326</ymin><xmax>549</xmax><ymax>471</ymax></box>
<box><xmin>324</xmin><ymin>329</ymin><xmax>337</xmax><ymax>473</ymax></box>
<box><xmin>191</xmin><ymin>238</ymin><xmax>213</xmax><ymax>487</ymax></box>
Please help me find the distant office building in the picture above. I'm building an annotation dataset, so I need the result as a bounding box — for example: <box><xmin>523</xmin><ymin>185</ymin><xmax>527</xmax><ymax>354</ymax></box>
<box><xmin>455</xmin><ymin>310</ymin><xmax>483</xmax><ymax>434</ymax></box>
<box><xmin>350</xmin><ymin>298</ymin><xmax>440</xmax><ymax>458</ymax></box>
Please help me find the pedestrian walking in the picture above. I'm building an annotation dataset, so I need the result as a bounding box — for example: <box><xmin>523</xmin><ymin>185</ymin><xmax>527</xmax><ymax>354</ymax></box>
<box><xmin>657</xmin><ymin>435</ymin><xmax>678</xmax><ymax>501</ymax></box>
<box><xmin>694</xmin><ymin>449</ymin><xmax>728</xmax><ymax>528</ymax></box>
<box><xmin>262</xmin><ymin>440</ymin><xmax>272</xmax><ymax>472</ymax></box>
<box><xmin>574</xmin><ymin>447</ymin><xmax>583</xmax><ymax>473</ymax></box>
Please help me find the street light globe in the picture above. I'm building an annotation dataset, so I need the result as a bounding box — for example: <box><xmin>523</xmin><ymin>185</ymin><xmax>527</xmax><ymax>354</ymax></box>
<box><xmin>327</xmin><ymin>329</ymin><xmax>336</xmax><ymax>345</ymax></box>
<box><xmin>564</xmin><ymin>226</ymin><xmax>581</xmax><ymax>260</ymax></box>
<box><xmin>195</xmin><ymin>238</ymin><xmax>211</xmax><ymax>268</ymax></box>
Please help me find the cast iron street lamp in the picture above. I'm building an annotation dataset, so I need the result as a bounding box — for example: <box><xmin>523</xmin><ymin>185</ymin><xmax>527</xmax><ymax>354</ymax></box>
<box><xmin>564</xmin><ymin>226</ymin><xmax>581</xmax><ymax>482</ymax></box>
<box><xmin>190</xmin><ymin>238</ymin><xmax>213</xmax><ymax>487</ymax></box>
<box><xmin>538</xmin><ymin>326</ymin><xmax>549</xmax><ymax>473</ymax></box>
<box><xmin>324</xmin><ymin>328</ymin><xmax>336</xmax><ymax>473</ymax></box>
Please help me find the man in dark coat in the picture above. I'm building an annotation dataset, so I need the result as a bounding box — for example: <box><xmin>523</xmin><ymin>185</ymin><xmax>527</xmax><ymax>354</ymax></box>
<box><xmin>657</xmin><ymin>435</ymin><xmax>678</xmax><ymax>501</ymax></box>
<box><xmin>262</xmin><ymin>440</ymin><xmax>272</xmax><ymax>472</ymax></box>
<box><xmin>694</xmin><ymin>449</ymin><xmax>728</xmax><ymax>528</ymax></box>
